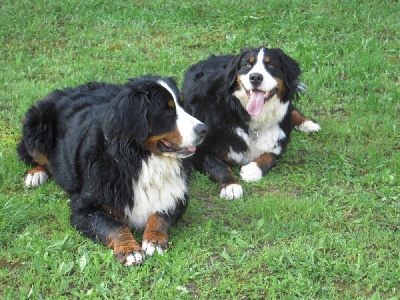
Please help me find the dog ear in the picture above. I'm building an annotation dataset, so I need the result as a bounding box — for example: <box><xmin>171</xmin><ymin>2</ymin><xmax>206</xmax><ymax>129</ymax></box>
<box><xmin>104</xmin><ymin>88</ymin><xmax>149</xmax><ymax>143</ymax></box>
<box><xmin>275</xmin><ymin>49</ymin><xmax>301</xmax><ymax>93</ymax></box>
<box><xmin>224</xmin><ymin>50</ymin><xmax>249</xmax><ymax>92</ymax></box>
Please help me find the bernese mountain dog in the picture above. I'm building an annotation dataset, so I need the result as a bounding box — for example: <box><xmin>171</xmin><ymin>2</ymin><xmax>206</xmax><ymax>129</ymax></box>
<box><xmin>182</xmin><ymin>46</ymin><xmax>320</xmax><ymax>200</ymax></box>
<box><xmin>17</xmin><ymin>75</ymin><xmax>207</xmax><ymax>266</ymax></box>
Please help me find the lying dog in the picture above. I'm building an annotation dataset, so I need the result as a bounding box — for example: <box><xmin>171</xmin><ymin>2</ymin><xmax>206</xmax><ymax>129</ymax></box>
<box><xmin>182</xmin><ymin>46</ymin><xmax>320</xmax><ymax>200</ymax></box>
<box><xmin>17</xmin><ymin>75</ymin><xmax>206</xmax><ymax>266</ymax></box>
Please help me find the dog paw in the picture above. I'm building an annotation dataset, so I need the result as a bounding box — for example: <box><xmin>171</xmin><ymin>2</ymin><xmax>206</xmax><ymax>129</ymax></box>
<box><xmin>24</xmin><ymin>171</ymin><xmax>49</xmax><ymax>187</ymax></box>
<box><xmin>114</xmin><ymin>243</ymin><xmax>145</xmax><ymax>266</ymax></box>
<box><xmin>240</xmin><ymin>162</ymin><xmax>262</xmax><ymax>182</ymax></box>
<box><xmin>142</xmin><ymin>240</ymin><xmax>166</xmax><ymax>256</ymax></box>
<box><xmin>124</xmin><ymin>251</ymin><xmax>145</xmax><ymax>267</ymax></box>
<box><xmin>220</xmin><ymin>184</ymin><xmax>243</xmax><ymax>200</ymax></box>
<box><xmin>295</xmin><ymin>120</ymin><xmax>321</xmax><ymax>133</ymax></box>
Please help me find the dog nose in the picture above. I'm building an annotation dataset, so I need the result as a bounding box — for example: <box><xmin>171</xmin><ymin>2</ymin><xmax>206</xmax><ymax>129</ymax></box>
<box><xmin>249</xmin><ymin>73</ymin><xmax>263</xmax><ymax>85</ymax></box>
<box><xmin>195</xmin><ymin>123</ymin><xmax>207</xmax><ymax>138</ymax></box>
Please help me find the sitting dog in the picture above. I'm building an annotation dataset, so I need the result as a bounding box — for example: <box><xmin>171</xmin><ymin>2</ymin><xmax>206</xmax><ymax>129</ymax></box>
<box><xmin>182</xmin><ymin>46</ymin><xmax>320</xmax><ymax>200</ymax></box>
<box><xmin>17</xmin><ymin>75</ymin><xmax>207</xmax><ymax>266</ymax></box>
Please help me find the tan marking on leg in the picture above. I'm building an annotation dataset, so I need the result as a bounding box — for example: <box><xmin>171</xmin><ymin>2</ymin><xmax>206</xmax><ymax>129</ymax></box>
<box><xmin>142</xmin><ymin>214</ymin><xmax>169</xmax><ymax>251</ymax></box>
<box><xmin>212</xmin><ymin>167</ymin><xmax>239</xmax><ymax>191</ymax></box>
<box><xmin>31</xmin><ymin>150</ymin><xmax>53</xmax><ymax>174</ymax></box>
<box><xmin>106</xmin><ymin>225</ymin><xmax>143</xmax><ymax>265</ymax></box>
<box><xmin>254</xmin><ymin>153</ymin><xmax>276</xmax><ymax>175</ymax></box>
<box><xmin>24</xmin><ymin>165</ymin><xmax>50</xmax><ymax>187</ymax></box>
<box><xmin>291</xmin><ymin>109</ymin><xmax>311</xmax><ymax>127</ymax></box>
<box><xmin>26</xmin><ymin>165</ymin><xmax>46</xmax><ymax>175</ymax></box>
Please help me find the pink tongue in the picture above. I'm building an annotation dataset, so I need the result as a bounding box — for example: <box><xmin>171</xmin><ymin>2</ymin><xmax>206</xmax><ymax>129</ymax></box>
<box><xmin>187</xmin><ymin>146</ymin><xmax>196</xmax><ymax>152</ymax></box>
<box><xmin>246</xmin><ymin>90</ymin><xmax>265</xmax><ymax>116</ymax></box>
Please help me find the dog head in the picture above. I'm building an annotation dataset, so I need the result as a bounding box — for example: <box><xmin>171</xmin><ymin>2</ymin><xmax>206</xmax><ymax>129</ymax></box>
<box><xmin>104</xmin><ymin>76</ymin><xmax>206</xmax><ymax>158</ymax></box>
<box><xmin>226</xmin><ymin>47</ymin><xmax>301</xmax><ymax>116</ymax></box>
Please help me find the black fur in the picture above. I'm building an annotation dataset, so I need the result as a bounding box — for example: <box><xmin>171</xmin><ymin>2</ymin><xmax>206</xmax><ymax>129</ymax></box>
<box><xmin>182</xmin><ymin>46</ymin><xmax>305</xmax><ymax>199</ymax></box>
<box><xmin>18</xmin><ymin>75</ymin><xmax>205</xmax><ymax>265</ymax></box>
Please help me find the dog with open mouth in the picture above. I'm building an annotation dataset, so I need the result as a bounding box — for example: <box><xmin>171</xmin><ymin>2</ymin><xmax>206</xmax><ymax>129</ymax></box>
<box><xmin>182</xmin><ymin>46</ymin><xmax>320</xmax><ymax>200</ymax></box>
<box><xmin>17</xmin><ymin>75</ymin><xmax>207</xmax><ymax>266</ymax></box>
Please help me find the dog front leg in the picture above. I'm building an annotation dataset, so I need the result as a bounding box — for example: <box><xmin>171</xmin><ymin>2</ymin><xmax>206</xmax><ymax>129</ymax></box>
<box><xmin>240</xmin><ymin>152</ymin><xmax>277</xmax><ymax>182</ymax></box>
<box><xmin>142</xmin><ymin>214</ymin><xmax>170</xmax><ymax>256</ymax></box>
<box><xmin>71</xmin><ymin>208</ymin><xmax>144</xmax><ymax>266</ymax></box>
<box><xmin>203</xmin><ymin>154</ymin><xmax>243</xmax><ymax>200</ymax></box>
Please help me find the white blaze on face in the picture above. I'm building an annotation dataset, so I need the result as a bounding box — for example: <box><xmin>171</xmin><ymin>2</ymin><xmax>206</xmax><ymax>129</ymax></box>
<box><xmin>158</xmin><ymin>80</ymin><xmax>204</xmax><ymax>149</ymax></box>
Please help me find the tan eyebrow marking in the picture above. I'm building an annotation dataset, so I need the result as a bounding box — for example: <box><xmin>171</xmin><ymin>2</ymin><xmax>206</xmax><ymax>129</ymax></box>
<box><xmin>168</xmin><ymin>99</ymin><xmax>175</xmax><ymax>108</ymax></box>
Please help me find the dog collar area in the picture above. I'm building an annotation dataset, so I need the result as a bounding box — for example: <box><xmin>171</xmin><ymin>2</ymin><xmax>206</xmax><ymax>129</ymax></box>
<box><xmin>249</xmin><ymin>127</ymin><xmax>261</xmax><ymax>140</ymax></box>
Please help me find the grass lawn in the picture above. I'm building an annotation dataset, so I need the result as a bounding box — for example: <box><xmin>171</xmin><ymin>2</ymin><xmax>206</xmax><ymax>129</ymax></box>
<box><xmin>1</xmin><ymin>0</ymin><xmax>399</xmax><ymax>299</ymax></box>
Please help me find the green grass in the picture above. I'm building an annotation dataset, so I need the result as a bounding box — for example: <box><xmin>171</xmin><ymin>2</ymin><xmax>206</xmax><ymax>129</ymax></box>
<box><xmin>1</xmin><ymin>0</ymin><xmax>399</xmax><ymax>299</ymax></box>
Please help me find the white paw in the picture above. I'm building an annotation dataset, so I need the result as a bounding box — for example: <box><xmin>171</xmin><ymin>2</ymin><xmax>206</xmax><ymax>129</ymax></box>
<box><xmin>24</xmin><ymin>171</ymin><xmax>49</xmax><ymax>187</ymax></box>
<box><xmin>240</xmin><ymin>162</ymin><xmax>262</xmax><ymax>182</ymax></box>
<box><xmin>295</xmin><ymin>120</ymin><xmax>321</xmax><ymax>133</ymax></box>
<box><xmin>124</xmin><ymin>251</ymin><xmax>145</xmax><ymax>267</ymax></box>
<box><xmin>142</xmin><ymin>240</ymin><xmax>164</xmax><ymax>257</ymax></box>
<box><xmin>220</xmin><ymin>184</ymin><xmax>243</xmax><ymax>200</ymax></box>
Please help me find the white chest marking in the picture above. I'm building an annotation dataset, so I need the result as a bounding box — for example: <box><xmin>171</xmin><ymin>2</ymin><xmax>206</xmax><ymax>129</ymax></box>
<box><xmin>229</xmin><ymin>99</ymin><xmax>289</xmax><ymax>165</ymax></box>
<box><xmin>125</xmin><ymin>155</ymin><xmax>186</xmax><ymax>230</ymax></box>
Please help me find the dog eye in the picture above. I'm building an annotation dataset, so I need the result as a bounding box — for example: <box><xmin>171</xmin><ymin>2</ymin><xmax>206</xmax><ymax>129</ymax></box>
<box><xmin>268</xmin><ymin>64</ymin><xmax>275</xmax><ymax>70</ymax></box>
<box><xmin>244</xmin><ymin>63</ymin><xmax>252</xmax><ymax>69</ymax></box>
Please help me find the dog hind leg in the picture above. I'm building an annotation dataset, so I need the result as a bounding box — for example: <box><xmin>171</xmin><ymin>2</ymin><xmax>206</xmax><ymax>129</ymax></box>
<box><xmin>291</xmin><ymin>106</ymin><xmax>321</xmax><ymax>133</ymax></box>
<box><xmin>18</xmin><ymin>102</ymin><xmax>57</xmax><ymax>187</ymax></box>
